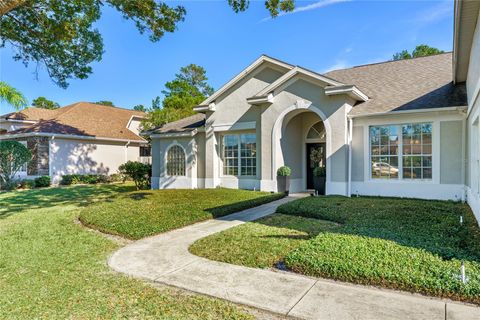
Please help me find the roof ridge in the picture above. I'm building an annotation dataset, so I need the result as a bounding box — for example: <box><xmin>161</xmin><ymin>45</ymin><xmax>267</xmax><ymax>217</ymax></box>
<box><xmin>327</xmin><ymin>52</ymin><xmax>452</xmax><ymax>73</ymax></box>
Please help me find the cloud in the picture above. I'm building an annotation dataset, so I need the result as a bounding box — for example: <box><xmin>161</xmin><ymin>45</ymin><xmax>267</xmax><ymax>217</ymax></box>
<box><xmin>260</xmin><ymin>0</ymin><xmax>351</xmax><ymax>22</ymax></box>
<box><xmin>322</xmin><ymin>60</ymin><xmax>348</xmax><ymax>73</ymax></box>
<box><xmin>413</xmin><ymin>0</ymin><xmax>452</xmax><ymax>24</ymax></box>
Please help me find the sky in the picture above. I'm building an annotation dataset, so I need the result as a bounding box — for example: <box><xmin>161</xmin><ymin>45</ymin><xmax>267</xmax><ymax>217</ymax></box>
<box><xmin>0</xmin><ymin>0</ymin><xmax>454</xmax><ymax>114</ymax></box>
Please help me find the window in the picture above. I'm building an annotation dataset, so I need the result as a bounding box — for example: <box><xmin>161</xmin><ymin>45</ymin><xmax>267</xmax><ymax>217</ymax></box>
<box><xmin>370</xmin><ymin>122</ymin><xmax>432</xmax><ymax>180</ymax></box>
<box><xmin>139</xmin><ymin>146</ymin><xmax>151</xmax><ymax>157</ymax></box>
<box><xmin>370</xmin><ymin>126</ymin><xmax>399</xmax><ymax>179</ymax></box>
<box><xmin>222</xmin><ymin>133</ymin><xmax>257</xmax><ymax>176</ymax></box>
<box><xmin>402</xmin><ymin>123</ymin><xmax>432</xmax><ymax>180</ymax></box>
<box><xmin>166</xmin><ymin>145</ymin><xmax>185</xmax><ymax>176</ymax></box>
<box><xmin>307</xmin><ymin>122</ymin><xmax>326</xmax><ymax>140</ymax></box>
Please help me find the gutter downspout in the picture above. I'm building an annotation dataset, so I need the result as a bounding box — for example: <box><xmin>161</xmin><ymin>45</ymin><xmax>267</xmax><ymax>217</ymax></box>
<box><xmin>125</xmin><ymin>140</ymin><xmax>131</xmax><ymax>163</ymax></box>
<box><xmin>347</xmin><ymin>117</ymin><xmax>353</xmax><ymax>197</ymax></box>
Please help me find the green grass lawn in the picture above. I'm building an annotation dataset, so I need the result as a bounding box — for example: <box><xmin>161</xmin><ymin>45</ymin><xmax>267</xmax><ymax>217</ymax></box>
<box><xmin>0</xmin><ymin>184</ymin><xmax>253</xmax><ymax>319</ymax></box>
<box><xmin>79</xmin><ymin>188</ymin><xmax>283</xmax><ymax>239</ymax></box>
<box><xmin>190</xmin><ymin>196</ymin><xmax>480</xmax><ymax>305</ymax></box>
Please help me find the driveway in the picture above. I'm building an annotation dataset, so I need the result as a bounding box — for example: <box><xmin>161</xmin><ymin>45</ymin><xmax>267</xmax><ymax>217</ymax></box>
<box><xmin>109</xmin><ymin>196</ymin><xmax>480</xmax><ymax>320</ymax></box>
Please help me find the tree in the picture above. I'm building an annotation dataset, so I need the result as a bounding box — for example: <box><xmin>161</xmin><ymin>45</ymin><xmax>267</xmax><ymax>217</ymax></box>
<box><xmin>1</xmin><ymin>1</ymin><xmax>294</xmax><ymax>88</ymax></box>
<box><xmin>133</xmin><ymin>104</ymin><xmax>146</xmax><ymax>112</ymax></box>
<box><xmin>142</xmin><ymin>64</ymin><xmax>214</xmax><ymax>129</ymax></box>
<box><xmin>95</xmin><ymin>101</ymin><xmax>115</xmax><ymax>107</ymax></box>
<box><xmin>393</xmin><ymin>45</ymin><xmax>445</xmax><ymax>61</ymax></box>
<box><xmin>32</xmin><ymin>96</ymin><xmax>59</xmax><ymax>110</ymax></box>
<box><xmin>0</xmin><ymin>81</ymin><xmax>28</xmax><ymax>110</ymax></box>
<box><xmin>0</xmin><ymin>140</ymin><xmax>32</xmax><ymax>190</ymax></box>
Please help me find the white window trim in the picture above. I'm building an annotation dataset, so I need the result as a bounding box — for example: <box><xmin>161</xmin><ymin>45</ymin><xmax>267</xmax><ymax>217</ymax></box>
<box><xmin>366</xmin><ymin>122</ymin><xmax>435</xmax><ymax>183</ymax></box>
<box><xmin>220</xmin><ymin>133</ymin><xmax>257</xmax><ymax>178</ymax></box>
<box><xmin>164</xmin><ymin>141</ymin><xmax>186</xmax><ymax>177</ymax></box>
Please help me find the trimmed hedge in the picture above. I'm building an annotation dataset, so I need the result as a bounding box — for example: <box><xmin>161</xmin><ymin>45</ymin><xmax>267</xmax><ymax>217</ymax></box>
<box><xmin>34</xmin><ymin>176</ymin><xmax>51</xmax><ymax>188</ymax></box>
<box><xmin>60</xmin><ymin>174</ymin><xmax>110</xmax><ymax>185</ymax></box>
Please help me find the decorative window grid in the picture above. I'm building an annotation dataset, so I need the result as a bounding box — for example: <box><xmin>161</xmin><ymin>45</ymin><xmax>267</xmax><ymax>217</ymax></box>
<box><xmin>370</xmin><ymin>123</ymin><xmax>432</xmax><ymax>180</ymax></box>
<box><xmin>166</xmin><ymin>145</ymin><xmax>185</xmax><ymax>176</ymax></box>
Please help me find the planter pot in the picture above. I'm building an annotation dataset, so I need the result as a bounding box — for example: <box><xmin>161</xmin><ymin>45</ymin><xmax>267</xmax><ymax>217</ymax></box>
<box><xmin>313</xmin><ymin>176</ymin><xmax>326</xmax><ymax>195</ymax></box>
<box><xmin>277</xmin><ymin>176</ymin><xmax>290</xmax><ymax>195</ymax></box>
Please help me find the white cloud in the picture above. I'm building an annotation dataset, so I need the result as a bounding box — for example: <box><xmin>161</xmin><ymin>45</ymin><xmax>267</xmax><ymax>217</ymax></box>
<box><xmin>260</xmin><ymin>0</ymin><xmax>351</xmax><ymax>22</ymax></box>
<box><xmin>322</xmin><ymin>60</ymin><xmax>348</xmax><ymax>73</ymax></box>
<box><xmin>413</xmin><ymin>0</ymin><xmax>452</xmax><ymax>24</ymax></box>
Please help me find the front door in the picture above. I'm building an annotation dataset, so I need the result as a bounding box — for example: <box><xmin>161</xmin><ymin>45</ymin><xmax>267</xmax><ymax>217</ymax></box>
<box><xmin>306</xmin><ymin>143</ymin><xmax>326</xmax><ymax>189</ymax></box>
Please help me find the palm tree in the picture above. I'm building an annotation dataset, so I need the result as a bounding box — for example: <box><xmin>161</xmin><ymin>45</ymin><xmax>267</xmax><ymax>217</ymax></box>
<box><xmin>0</xmin><ymin>81</ymin><xmax>28</xmax><ymax>110</ymax></box>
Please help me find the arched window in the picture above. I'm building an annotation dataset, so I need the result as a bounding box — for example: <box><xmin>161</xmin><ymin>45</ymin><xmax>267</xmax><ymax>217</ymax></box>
<box><xmin>307</xmin><ymin>121</ymin><xmax>326</xmax><ymax>141</ymax></box>
<box><xmin>166</xmin><ymin>145</ymin><xmax>186</xmax><ymax>176</ymax></box>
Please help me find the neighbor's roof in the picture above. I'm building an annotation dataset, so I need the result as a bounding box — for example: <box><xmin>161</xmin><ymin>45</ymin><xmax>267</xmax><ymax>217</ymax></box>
<box><xmin>149</xmin><ymin>113</ymin><xmax>205</xmax><ymax>135</ymax></box>
<box><xmin>4</xmin><ymin>102</ymin><xmax>146</xmax><ymax>141</ymax></box>
<box><xmin>2</xmin><ymin>107</ymin><xmax>58</xmax><ymax>121</ymax></box>
<box><xmin>325</xmin><ymin>52</ymin><xmax>467</xmax><ymax>116</ymax></box>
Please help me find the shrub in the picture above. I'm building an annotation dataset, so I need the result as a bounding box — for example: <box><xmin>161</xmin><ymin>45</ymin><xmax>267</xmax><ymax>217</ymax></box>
<box><xmin>0</xmin><ymin>140</ymin><xmax>32</xmax><ymax>190</ymax></box>
<box><xmin>276</xmin><ymin>166</ymin><xmax>291</xmax><ymax>177</ymax></box>
<box><xmin>34</xmin><ymin>176</ymin><xmax>51</xmax><ymax>188</ymax></box>
<box><xmin>108</xmin><ymin>173</ymin><xmax>126</xmax><ymax>182</ymax></box>
<box><xmin>17</xmin><ymin>179</ymin><xmax>35</xmax><ymax>189</ymax></box>
<box><xmin>60</xmin><ymin>174</ymin><xmax>110</xmax><ymax>185</ymax></box>
<box><xmin>313</xmin><ymin>166</ymin><xmax>326</xmax><ymax>177</ymax></box>
<box><xmin>118</xmin><ymin>161</ymin><xmax>151</xmax><ymax>190</ymax></box>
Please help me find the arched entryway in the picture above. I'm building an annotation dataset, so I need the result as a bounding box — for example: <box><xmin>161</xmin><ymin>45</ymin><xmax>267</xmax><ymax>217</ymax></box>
<box><xmin>271</xmin><ymin>103</ymin><xmax>330</xmax><ymax>193</ymax></box>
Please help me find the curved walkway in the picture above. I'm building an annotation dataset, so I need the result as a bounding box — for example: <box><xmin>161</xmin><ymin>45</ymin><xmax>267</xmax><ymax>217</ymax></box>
<box><xmin>109</xmin><ymin>196</ymin><xmax>480</xmax><ymax>320</ymax></box>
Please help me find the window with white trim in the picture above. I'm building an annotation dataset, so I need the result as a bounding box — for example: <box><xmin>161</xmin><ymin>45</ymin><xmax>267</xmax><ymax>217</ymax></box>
<box><xmin>166</xmin><ymin>145</ymin><xmax>185</xmax><ymax>176</ymax></box>
<box><xmin>222</xmin><ymin>133</ymin><xmax>256</xmax><ymax>176</ymax></box>
<box><xmin>370</xmin><ymin>122</ymin><xmax>432</xmax><ymax>180</ymax></box>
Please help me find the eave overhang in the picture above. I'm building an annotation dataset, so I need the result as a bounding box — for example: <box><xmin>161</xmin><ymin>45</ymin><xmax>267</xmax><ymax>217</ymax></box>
<box><xmin>324</xmin><ymin>85</ymin><xmax>369</xmax><ymax>102</ymax></box>
<box><xmin>193</xmin><ymin>103</ymin><xmax>216</xmax><ymax>113</ymax></box>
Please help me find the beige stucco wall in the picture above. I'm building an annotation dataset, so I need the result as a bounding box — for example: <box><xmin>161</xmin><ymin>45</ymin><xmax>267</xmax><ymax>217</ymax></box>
<box><xmin>351</xmin><ymin>125</ymin><xmax>364</xmax><ymax>182</ymax></box>
<box><xmin>50</xmin><ymin>138</ymin><xmax>140</xmax><ymax>183</ymax></box>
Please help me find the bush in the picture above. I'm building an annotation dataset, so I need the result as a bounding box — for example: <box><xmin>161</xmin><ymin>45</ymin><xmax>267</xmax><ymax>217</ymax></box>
<box><xmin>60</xmin><ymin>174</ymin><xmax>110</xmax><ymax>185</ymax></box>
<box><xmin>17</xmin><ymin>179</ymin><xmax>35</xmax><ymax>189</ymax></box>
<box><xmin>108</xmin><ymin>173</ymin><xmax>126</xmax><ymax>183</ymax></box>
<box><xmin>0</xmin><ymin>140</ymin><xmax>32</xmax><ymax>190</ymax></box>
<box><xmin>34</xmin><ymin>176</ymin><xmax>51</xmax><ymax>188</ymax></box>
<box><xmin>313</xmin><ymin>166</ymin><xmax>326</xmax><ymax>177</ymax></box>
<box><xmin>276</xmin><ymin>166</ymin><xmax>291</xmax><ymax>177</ymax></box>
<box><xmin>118</xmin><ymin>161</ymin><xmax>151</xmax><ymax>190</ymax></box>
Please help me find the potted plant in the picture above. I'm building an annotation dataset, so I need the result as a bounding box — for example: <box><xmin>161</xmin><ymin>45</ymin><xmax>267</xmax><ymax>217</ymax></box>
<box><xmin>276</xmin><ymin>166</ymin><xmax>291</xmax><ymax>195</ymax></box>
<box><xmin>313</xmin><ymin>166</ymin><xmax>326</xmax><ymax>195</ymax></box>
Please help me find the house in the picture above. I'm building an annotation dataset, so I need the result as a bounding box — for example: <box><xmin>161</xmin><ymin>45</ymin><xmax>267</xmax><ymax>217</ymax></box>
<box><xmin>147</xmin><ymin>0</ymin><xmax>480</xmax><ymax>221</ymax></box>
<box><xmin>0</xmin><ymin>102</ymin><xmax>150</xmax><ymax>183</ymax></box>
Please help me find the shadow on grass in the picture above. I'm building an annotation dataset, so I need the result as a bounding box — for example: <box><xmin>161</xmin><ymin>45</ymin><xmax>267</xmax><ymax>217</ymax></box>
<box><xmin>205</xmin><ymin>193</ymin><xmax>284</xmax><ymax>219</ymax></box>
<box><xmin>253</xmin><ymin>196</ymin><xmax>480</xmax><ymax>263</ymax></box>
<box><xmin>0</xmin><ymin>183</ymin><xmax>136</xmax><ymax>220</ymax></box>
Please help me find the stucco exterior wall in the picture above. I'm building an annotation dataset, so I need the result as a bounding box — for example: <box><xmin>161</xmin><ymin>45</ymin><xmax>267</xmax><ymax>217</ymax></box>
<box><xmin>50</xmin><ymin>138</ymin><xmax>140</xmax><ymax>183</ymax></box>
<box><xmin>466</xmin><ymin>9</ymin><xmax>480</xmax><ymax>222</ymax></box>
<box><xmin>351</xmin><ymin>111</ymin><xmax>465</xmax><ymax>201</ymax></box>
<box><xmin>151</xmin><ymin>135</ymin><xmax>202</xmax><ymax>189</ymax></box>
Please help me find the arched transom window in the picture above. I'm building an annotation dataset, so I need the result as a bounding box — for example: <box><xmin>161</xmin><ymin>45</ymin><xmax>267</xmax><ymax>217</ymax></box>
<box><xmin>307</xmin><ymin>121</ymin><xmax>326</xmax><ymax>141</ymax></box>
<box><xmin>166</xmin><ymin>145</ymin><xmax>186</xmax><ymax>176</ymax></box>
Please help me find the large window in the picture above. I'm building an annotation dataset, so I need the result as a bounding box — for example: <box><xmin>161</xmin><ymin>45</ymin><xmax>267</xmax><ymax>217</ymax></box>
<box><xmin>370</xmin><ymin>123</ymin><xmax>432</xmax><ymax>180</ymax></box>
<box><xmin>166</xmin><ymin>145</ymin><xmax>185</xmax><ymax>176</ymax></box>
<box><xmin>222</xmin><ymin>133</ymin><xmax>256</xmax><ymax>176</ymax></box>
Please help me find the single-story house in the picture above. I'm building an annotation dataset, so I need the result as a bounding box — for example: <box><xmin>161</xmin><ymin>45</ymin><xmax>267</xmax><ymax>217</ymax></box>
<box><xmin>0</xmin><ymin>102</ymin><xmax>150</xmax><ymax>183</ymax></box>
<box><xmin>147</xmin><ymin>0</ymin><xmax>480</xmax><ymax>222</ymax></box>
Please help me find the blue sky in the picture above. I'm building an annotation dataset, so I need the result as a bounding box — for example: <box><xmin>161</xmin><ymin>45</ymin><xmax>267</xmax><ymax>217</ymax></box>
<box><xmin>0</xmin><ymin>0</ymin><xmax>454</xmax><ymax>114</ymax></box>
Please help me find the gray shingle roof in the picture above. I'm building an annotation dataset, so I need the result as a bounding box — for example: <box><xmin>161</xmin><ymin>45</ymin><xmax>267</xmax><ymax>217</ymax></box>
<box><xmin>150</xmin><ymin>113</ymin><xmax>205</xmax><ymax>134</ymax></box>
<box><xmin>325</xmin><ymin>52</ymin><xmax>467</xmax><ymax>116</ymax></box>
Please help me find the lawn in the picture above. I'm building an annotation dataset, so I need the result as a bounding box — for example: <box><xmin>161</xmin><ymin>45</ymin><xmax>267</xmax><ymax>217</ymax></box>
<box><xmin>0</xmin><ymin>184</ymin><xmax>254</xmax><ymax>319</ymax></box>
<box><xmin>79</xmin><ymin>188</ymin><xmax>283</xmax><ymax>239</ymax></box>
<box><xmin>190</xmin><ymin>196</ymin><xmax>480</xmax><ymax>305</ymax></box>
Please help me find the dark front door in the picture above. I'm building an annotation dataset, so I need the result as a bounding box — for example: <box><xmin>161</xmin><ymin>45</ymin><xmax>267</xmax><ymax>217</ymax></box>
<box><xmin>306</xmin><ymin>143</ymin><xmax>326</xmax><ymax>189</ymax></box>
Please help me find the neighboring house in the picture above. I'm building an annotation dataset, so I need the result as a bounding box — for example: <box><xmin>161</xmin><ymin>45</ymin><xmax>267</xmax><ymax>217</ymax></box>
<box><xmin>147</xmin><ymin>0</ymin><xmax>480</xmax><ymax>221</ymax></box>
<box><xmin>0</xmin><ymin>102</ymin><xmax>150</xmax><ymax>183</ymax></box>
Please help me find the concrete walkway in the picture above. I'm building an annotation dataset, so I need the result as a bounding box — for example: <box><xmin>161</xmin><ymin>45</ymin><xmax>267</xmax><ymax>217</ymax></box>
<box><xmin>109</xmin><ymin>196</ymin><xmax>480</xmax><ymax>320</ymax></box>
